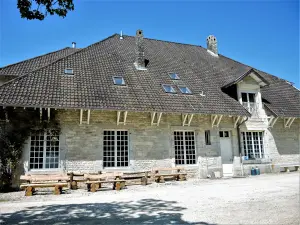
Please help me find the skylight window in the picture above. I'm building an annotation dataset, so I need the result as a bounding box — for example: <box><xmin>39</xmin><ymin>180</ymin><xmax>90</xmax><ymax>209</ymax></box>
<box><xmin>113</xmin><ymin>76</ymin><xmax>125</xmax><ymax>85</ymax></box>
<box><xmin>64</xmin><ymin>68</ymin><xmax>74</xmax><ymax>75</ymax></box>
<box><xmin>178</xmin><ymin>86</ymin><xmax>192</xmax><ymax>94</ymax></box>
<box><xmin>169</xmin><ymin>73</ymin><xmax>180</xmax><ymax>80</ymax></box>
<box><xmin>162</xmin><ymin>84</ymin><xmax>176</xmax><ymax>93</ymax></box>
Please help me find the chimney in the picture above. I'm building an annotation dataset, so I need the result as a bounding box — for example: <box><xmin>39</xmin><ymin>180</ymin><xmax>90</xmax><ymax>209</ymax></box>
<box><xmin>134</xmin><ymin>29</ymin><xmax>147</xmax><ymax>70</ymax></box>
<box><xmin>206</xmin><ymin>35</ymin><xmax>218</xmax><ymax>56</ymax></box>
<box><xmin>72</xmin><ymin>42</ymin><xmax>76</xmax><ymax>48</ymax></box>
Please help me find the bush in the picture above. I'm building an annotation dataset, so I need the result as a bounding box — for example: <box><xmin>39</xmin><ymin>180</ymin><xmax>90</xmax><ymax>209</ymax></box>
<box><xmin>0</xmin><ymin>107</ymin><xmax>60</xmax><ymax>192</ymax></box>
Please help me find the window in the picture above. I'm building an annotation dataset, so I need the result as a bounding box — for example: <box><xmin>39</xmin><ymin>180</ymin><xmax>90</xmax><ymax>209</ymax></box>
<box><xmin>174</xmin><ymin>131</ymin><xmax>196</xmax><ymax>165</ymax></box>
<box><xmin>178</xmin><ymin>86</ymin><xmax>192</xmax><ymax>94</ymax></box>
<box><xmin>113</xmin><ymin>76</ymin><xmax>125</xmax><ymax>85</ymax></box>
<box><xmin>205</xmin><ymin>130</ymin><xmax>211</xmax><ymax>145</ymax></box>
<box><xmin>162</xmin><ymin>84</ymin><xmax>176</xmax><ymax>93</ymax></box>
<box><xmin>242</xmin><ymin>132</ymin><xmax>264</xmax><ymax>159</ymax></box>
<box><xmin>29</xmin><ymin>130</ymin><xmax>60</xmax><ymax>169</ymax></box>
<box><xmin>241</xmin><ymin>92</ymin><xmax>256</xmax><ymax>113</ymax></box>
<box><xmin>219</xmin><ymin>131</ymin><xmax>229</xmax><ymax>138</ymax></box>
<box><xmin>169</xmin><ymin>73</ymin><xmax>180</xmax><ymax>80</ymax></box>
<box><xmin>64</xmin><ymin>68</ymin><xmax>74</xmax><ymax>75</ymax></box>
<box><xmin>103</xmin><ymin>130</ymin><xmax>129</xmax><ymax>167</ymax></box>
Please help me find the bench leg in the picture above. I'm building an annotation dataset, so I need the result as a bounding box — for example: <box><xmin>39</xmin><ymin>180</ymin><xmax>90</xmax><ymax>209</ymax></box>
<box><xmin>25</xmin><ymin>187</ymin><xmax>33</xmax><ymax>196</ymax></box>
<box><xmin>71</xmin><ymin>181</ymin><xmax>77</xmax><ymax>190</ymax></box>
<box><xmin>91</xmin><ymin>183</ymin><xmax>97</xmax><ymax>192</ymax></box>
<box><xmin>115</xmin><ymin>181</ymin><xmax>121</xmax><ymax>191</ymax></box>
<box><xmin>295</xmin><ymin>166</ymin><xmax>299</xmax><ymax>172</ymax></box>
<box><xmin>87</xmin><ymin>183</ymin><xmax>91</xmax><ymax>192</ymax></box>
<box><xmin>54</xmin><ymin>185</ymin><xmax>62</xmax><ymax>195</ymax></box>
<box><xmin>179</xmin><ymin>174</ymin><xmax>186</xmax><ymax>181</ymax></box>
<box><xmin>141</xmin><ymin>177</ymin><xmax>148</xmax><ymax>185</ymax></box>
<box><xmin>284</xmin><ymin>167</ymin><xmax>290</xmax><ymax>172</ymax></box>
<box><xmin>155</xmin><ymin>177</ymin><xmax>160</xmax><ymax>183</ymax></box>
<box><xmin>120</xmin><ymin>181</ymin><xmax>125</xmax><ymax>189</ymax></box>
<box><xmin>159</xmin><ymin>176</ymin><xmax>165</xmax><ymax>183</ymax></box>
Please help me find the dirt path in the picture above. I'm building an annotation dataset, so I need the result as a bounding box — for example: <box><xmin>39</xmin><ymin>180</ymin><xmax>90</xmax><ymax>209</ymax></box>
<box><xmin>0</xmin><ymin>173</ymin><xmax>299</xmax><ymax>224</ymax></box>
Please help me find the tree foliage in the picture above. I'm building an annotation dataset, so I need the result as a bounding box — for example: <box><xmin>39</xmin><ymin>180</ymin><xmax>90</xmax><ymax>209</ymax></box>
<box><xmin>17</xmin><ymin>0</ymin><xmax>74</xmax><ymax>20</ymax></box>
<box><xmin>0</xmin><ymin>107</ymin><xmax>60</xmax><ymax>192</ymax></box>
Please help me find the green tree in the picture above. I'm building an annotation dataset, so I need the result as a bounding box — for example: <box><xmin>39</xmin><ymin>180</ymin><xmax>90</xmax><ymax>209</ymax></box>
<box><xmin>17</xmin><ymin>0</ymin><xmax>74</xmax><ymax>20</ymax></box>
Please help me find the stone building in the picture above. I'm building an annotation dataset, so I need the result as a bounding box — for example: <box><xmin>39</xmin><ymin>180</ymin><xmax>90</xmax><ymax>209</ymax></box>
<box><xmin>0</xmin><ymin>30</ymin><xmax>299</xmax><ymax>180</ymax></box>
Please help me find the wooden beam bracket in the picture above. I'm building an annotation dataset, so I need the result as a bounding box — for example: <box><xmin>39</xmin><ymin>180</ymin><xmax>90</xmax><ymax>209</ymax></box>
<box><xmin>211</xmin><ymin>115</ymin><xmax>223</xmax><ymax>128</ymax></box>
<box><xmin>233</xmin><ymin>116</ymin><xmax>241</xmax><ymax>128</ymax></box>
<box><xmin>182</xmin><ymin>114</ymin><xmax>194</xmax><ymax>126</ymax></box>
<box><xmin>151</xmin><ymin>112</ymin><xmax>162</xmax><ymax>126</ymax></box>
<box><xmin>284</xmin><ymin>117</ymin><xmax>295</xmax><ymax>128</ymax></box>
<box><xmin>117</xmin><ymin>111</ymin><xmax>128</xmax><ymax>125</ymax></box>
<box><xmin>268</xmin><ymin>116</ymin><xmax>278</xmax><ymax>128</ymax></box>
<box><xmin>80</xmin><ymin>109</ymin><xmax>91</xmax><ymax>125</ymax></box>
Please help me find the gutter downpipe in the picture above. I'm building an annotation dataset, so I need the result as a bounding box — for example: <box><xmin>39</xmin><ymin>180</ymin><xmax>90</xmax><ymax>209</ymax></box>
<box><xmin>237</xmin><ymin>116</ymin><xmax>249</xmax><ymax>177</ymax></box>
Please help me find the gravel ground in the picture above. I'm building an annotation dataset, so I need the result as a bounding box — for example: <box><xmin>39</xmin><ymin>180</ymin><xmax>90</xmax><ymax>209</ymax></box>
<box><xmin>0</xmin><ymin>172</ymin><xmax>299</xmax><ymax>225</ymax></box>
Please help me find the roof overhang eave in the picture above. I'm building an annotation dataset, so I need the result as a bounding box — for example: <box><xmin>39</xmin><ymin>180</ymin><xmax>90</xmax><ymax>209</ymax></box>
<box><xmin>222</xmin><ymin>68</ymin><xmax>270</xmax><ymax>89</ymax></box>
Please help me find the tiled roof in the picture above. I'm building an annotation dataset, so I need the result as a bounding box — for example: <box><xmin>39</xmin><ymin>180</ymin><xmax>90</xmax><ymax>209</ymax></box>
<box><xmin>0</xmin><ymin>47</ymin><xmax>80</xmax><ymax>77</ymax></box>
<box><xmin>0</xmin><ymin>33</ymin><xmax>298</xmax><ymax>117</ymax></box>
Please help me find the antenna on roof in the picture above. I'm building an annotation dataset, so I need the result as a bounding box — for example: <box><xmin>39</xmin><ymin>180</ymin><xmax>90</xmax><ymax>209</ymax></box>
<box><xmin>120</xmin><ymin>30</ymin><xmax>123</xmax><ymax>40</ymax></box>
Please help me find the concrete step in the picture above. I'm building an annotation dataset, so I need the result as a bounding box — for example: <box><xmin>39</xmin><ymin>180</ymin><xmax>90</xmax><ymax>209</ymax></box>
<box><xmin>223</xmin><ymin>164</ymin><xmax>233</xmax><ymax>177</ymax></box>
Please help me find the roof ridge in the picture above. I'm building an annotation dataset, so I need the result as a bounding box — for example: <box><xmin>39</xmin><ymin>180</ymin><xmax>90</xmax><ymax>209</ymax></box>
<box><xmin>122</xmin><ymin>34</ymin><xmax>205</xmax><ymax>49</ymax></box>
<box><xmin>0</xmin><ymin>34</ymin><xmax>118</xmax><ymax>89</ymax></box>
<box><xmin>0</xmin><ymin>47</ymin><xmax>74</xmax><ymax>71</ymax></box>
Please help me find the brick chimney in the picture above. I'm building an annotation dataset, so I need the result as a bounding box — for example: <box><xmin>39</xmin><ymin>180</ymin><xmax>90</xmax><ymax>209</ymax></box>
<box><xmin>206</xmin><ymin>35</ymin><xmax>218</xmax><ymax>56</ymax></box>
<box><xmin>134</xmin><ymin>29</ymin><xmax>147</xmax><ymax>70</ymax></box>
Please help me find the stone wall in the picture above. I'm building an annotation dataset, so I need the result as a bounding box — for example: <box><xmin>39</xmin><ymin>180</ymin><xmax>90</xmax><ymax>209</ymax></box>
<box><xmin>19</xmin><ymin>109</ymin><xmax>300</xmax><ymax>180</ymax></box>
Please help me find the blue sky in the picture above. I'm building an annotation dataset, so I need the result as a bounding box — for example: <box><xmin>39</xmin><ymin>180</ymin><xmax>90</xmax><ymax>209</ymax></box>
<box><xmin>0</xmin><ymin>1</ymin><xmax>299</xmax><ymax>87</ymax></box>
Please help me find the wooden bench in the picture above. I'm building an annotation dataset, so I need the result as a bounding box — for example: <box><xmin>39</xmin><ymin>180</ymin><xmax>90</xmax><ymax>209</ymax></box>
<box><xmin>280</xmin><ymin>164</ymin><xmax>300</xmax><ymax>172</ymax></box>
<box><xmin>20</xmin><ymin>174</ymin><xmax>69</xmax><ymax>196</ymax></box>
<box><xmin>122</xmin><ymin>171</ymin><xmax>151</xmax><ymax>185</ymax></box>
<box><xmin>152</xmin><ymin>167</ymin><xmax>187</xmax><ymax>183</ymax></box>
<box><xmin>84</xmin><ymin>172</ymin><xmax>126</xmax><ymax>192</ymax></box>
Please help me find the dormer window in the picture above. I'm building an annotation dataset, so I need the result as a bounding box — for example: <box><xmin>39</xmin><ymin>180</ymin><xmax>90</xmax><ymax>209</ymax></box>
<box><xmin>178</xmin><ymin>86</ymin><xmax>192</xmax><ymax>94</ymax></box>
<box><xmin>241</xmin><ymin>92</ymin><xmax>256</xmax><ymax>113</ymax></box>
<box><xmin>113</xmin><ymin>76</ymin><xmax>125</xmax><ymax>85</ymax></box>
<box><xmin>169</xmin><ymin>73</ymin><xmax>180</xmax><ymax>80</ymax></box>
<box><xmin>64</xmin><ymin>68</ymin><xmax>74</xmax><ymax>75</ymax></box>
<box><xmin>162</xmin><ymin>84</ymin><xmax>176</xmax><ymax>94</ymax></box>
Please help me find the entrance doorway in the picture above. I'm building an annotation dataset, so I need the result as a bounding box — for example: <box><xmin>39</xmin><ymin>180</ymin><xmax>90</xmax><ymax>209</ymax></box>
<box><xmin>219</xmin><ymin>131</ymin><xmax>233</xmax><ymax>177</ymax></box>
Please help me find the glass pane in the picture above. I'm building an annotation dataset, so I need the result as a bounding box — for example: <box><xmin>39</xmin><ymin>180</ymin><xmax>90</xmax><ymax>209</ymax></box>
<box><xmin>241</xmin><ymin>93</ymin><xmax>247</xmax><ymax>102</ymax></box>
<box><xmin>163</xmin><ymin>85</ymin><xmax>175</xmax><ymax>93</ymax></box>
<box><xmin>169</xmin><ymin>73</ymin><xmax>180</xmax><ymax>80</ymax></box>
<box><xmin>179</xmin><ymin>86</ymin><xmax>192</xmax><ymax>94</ymax></box>
<box><xmin>219</xmin><ymin>131</ymin><xmax>223</xmax><ymax>137</ymax></box>
<box><xmin>249</xmin><ymin>93</ymin><xmax>255</xmax><ymax>102</ymax></box>
<box><xmin>224</xmin><ymin>131</ymin><xmax>229</xmax><ymax>137</ymax></box>
<box><xmin>113</xmin><ymin>77</ymin><xmax>125</xmax><ymax>85</ymax></box>
<box><xmin>64</xmin><ymin>69</ymin><xmax>73</xmax><ymax>74</ymax></box>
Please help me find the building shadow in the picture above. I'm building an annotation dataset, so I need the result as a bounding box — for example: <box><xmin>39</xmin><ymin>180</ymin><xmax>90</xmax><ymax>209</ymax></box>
<box><xmin>1</xmin><ymin>198</ymin><xmax>216</xmax><ymax>225</ymax></box>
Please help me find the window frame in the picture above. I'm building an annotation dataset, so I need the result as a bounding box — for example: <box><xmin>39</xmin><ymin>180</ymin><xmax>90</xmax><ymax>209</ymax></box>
<box><xmin>169</xmin><ymin>73</ymin><xmax>180</xmax><ymax>80</ymax></box>
<box><xmin>113</xmin><ymin>76</ymin><xmax>126</xmax><ymax>86</ymax></box>
<box><xmin>241</xmin><ymin>92</ymin><xmax>256</xmax><ymax>113</ymax></box>
<box><xmin>64</xmin><ymin>68</ymin><xmax>74</xmax><ymax>75</ymax></box>
<box><xmin>242</xmin><ymin>131</ymin><xmax>264</xmax><ymax>159</ymax></box>
<box><xmin>219</xmin><ymin>131</ymin><xmax>230</xmax><ymax>138</ymax></box>
<box><xmin>178</xmin><ymin>86</ymin><xmax>192</xmax><ymax>94</ymax></box>
<box><xmin>173</xmin><ymin>130</ymin><xmax>196</xmax><ymax>165</ymax></box>
<box><xmin>29</xmin><ymin>130</ymin><xmax>60</xmax><ymax>170</ymax></box>
<box><xmin>162</xmin><ymin>84</ymin><xmax>177</xmax><ymax>94</ymax></box>
<box><xmin>205</xmin><ymin>130</ymin><xmax>211</xmax><ymax>145</ymax></box>
<box><xmin>103</xmin><ymin>130</ymin><xmax>129</xmax><ymax>168</ymax></box>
